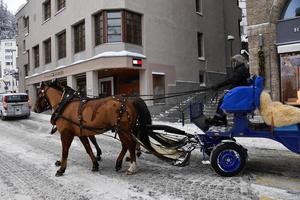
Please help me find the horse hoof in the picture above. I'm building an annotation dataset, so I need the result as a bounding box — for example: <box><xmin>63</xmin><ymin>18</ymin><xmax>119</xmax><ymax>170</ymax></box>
<box><xmin>97</xmin><ymin>156</ymin><xmax>101</xmax><ymax>161</ymax></box>
<box><xmin>92</xmin><ymin>166</ymin><xmax>99</xmax><ymax>172</ymax></box>
<box><xmin>115</xmin><ymin>160</ymin><xmax>122</xmax><ymax>172</ymax></box>
<box><xmin>55</xmin><ymin>171</ymin><xmax>64</xmax><ymax>177</ymax></box>
<box><xmin>55</xmin><ymin>161</ymin><xmax>61</xmax><ymax>166</ymax></box>
<box><xmin>125</xmin><ymin>157</ymin><xmax>130</xmax><ymax>162</ymax></box>
<box><xmin>126</xmin><ymin>170</ymin><xmax>135</xmax><ymax>175</ymax></box>
<box><xmin>92</xmin><ymin>167</ymin><xmax>99</xmax><ymax>172</ymax></box>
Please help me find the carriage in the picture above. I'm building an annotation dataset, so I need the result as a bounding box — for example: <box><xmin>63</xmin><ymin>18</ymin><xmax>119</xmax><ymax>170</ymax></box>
<box><xmin>35</xmin><ymin>76</ymin><xmax>300</xmax><ymax>177</ymax></box>
<box><xmin>149</xmin><ymin>75</ymin><xmax>300</xmax><ymax>177</ymax></box>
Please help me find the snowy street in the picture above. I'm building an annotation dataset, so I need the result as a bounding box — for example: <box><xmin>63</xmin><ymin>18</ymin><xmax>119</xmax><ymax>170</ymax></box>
<box><xmin>0</xmin><ymin>113</ymin><xmax>300</xmax><ymax>200</ymax></box>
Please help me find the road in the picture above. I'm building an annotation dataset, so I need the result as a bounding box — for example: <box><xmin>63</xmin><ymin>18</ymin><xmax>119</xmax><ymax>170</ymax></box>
<box><xmin>0</xmin><ymin>113</ymin><xmax>299</xmax><ymax>200</ymax></box>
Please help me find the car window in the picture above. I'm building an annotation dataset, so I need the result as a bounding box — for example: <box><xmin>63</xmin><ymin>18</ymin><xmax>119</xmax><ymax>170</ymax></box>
<box><xmin>6</xmin><ymin>95</ymin><xmax>29</xmax><ymax>103</ymax></box>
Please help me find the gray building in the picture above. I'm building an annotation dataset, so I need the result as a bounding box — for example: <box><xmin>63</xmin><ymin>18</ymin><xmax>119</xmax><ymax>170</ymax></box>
<box><xmin>16</xmin><ymin>0</ymin><xmax>241</xmax><ymax>105</ymax></box>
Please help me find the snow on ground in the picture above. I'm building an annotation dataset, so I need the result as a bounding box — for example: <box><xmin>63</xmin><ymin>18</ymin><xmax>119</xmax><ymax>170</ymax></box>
<box><xmin>0</xmin><ymin>112</ymin><xmax>298</xmax><ymax>200</ymax></box>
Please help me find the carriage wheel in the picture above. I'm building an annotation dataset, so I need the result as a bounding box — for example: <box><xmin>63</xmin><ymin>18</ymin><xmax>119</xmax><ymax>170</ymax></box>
<box><xmin>210</xmin><ymin>142</ymin><xmax>246</xmax><ymax>177</ymax></box>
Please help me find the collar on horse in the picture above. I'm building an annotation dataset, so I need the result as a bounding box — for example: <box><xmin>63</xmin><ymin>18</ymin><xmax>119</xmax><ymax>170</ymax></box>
<box><xmin>50</xmin><ymin>88</ymin><xmax>78</xmax><ymax>125</ymax></box>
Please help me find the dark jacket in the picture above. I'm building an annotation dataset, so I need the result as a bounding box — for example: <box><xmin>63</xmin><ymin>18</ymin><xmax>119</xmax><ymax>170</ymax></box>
<box><xmin>215</xmin><ymin>63</ymin><xmax>250</xmax><ymax>90</ymax></box>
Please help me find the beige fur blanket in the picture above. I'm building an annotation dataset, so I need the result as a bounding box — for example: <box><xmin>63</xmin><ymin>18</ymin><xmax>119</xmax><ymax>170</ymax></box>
<box><xmin>259</xmin><ymin>91</ymin><xmax>300</xmax><ymax>127</ymax></box>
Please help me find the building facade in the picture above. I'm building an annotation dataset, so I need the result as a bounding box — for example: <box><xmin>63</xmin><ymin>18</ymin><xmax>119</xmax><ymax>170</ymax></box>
<box><xmin>16</xmin><ymin>0</ymin><xmax>241</xmax><ymax>105</ymax></box>
<box><xmin>0</xmin><ymin>39</ymin><xmax>18</xmax><ymax>93</ymax></box>
<box><xmin>247</xmin><ymin>0</ymin><xmax>300</xmax><ymax>104</ymax></box>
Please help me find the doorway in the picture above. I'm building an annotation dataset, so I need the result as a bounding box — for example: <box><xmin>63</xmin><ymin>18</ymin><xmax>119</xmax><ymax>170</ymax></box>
<box><xmin>99</xmin><ymin>77</ymin><xmax>114</xmax><ymax>97</ymax></box>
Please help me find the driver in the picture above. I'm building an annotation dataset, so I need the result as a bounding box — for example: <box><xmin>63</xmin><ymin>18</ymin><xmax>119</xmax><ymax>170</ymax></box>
<box><xmin>207</xmin><ymin>54</ymin><xmax>250</xmax><ymax>126</ymax></box>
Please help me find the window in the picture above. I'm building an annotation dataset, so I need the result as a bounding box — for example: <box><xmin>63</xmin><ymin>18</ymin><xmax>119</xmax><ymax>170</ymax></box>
<box><xmin>153</xmin><ymin>74</ymin><xmax>165</xmax><ymax>104</ymax></box>
<box><xmin>94</xmin><ymin>10</ymin><xmax>142</xmax><ymax>46</ymax></box>
<box><xmin>5</xmin><ymin>42</ymin><xmax>12</xmax><ymax>46</ymax></box>
<box><xmin>197</xmin><ymin>32</ymin><xmax>204</xmax><ymax>58</ymax></box>
<box><xmin>43</xmin><ymin>0</ymin><xmax>51</xmax><ymax>21</ymax></box>
<box><xmin>281</xmin><ymin>0</ymin><xmax>300</xmax><ymax>19</ymax></box>
<box><xmin>5</xmin><ymin>55</ymin><xmax>12</xmax><ymax>60</ymax></box>
<box><xmin>196</xmin><ymin>0</ymin><xmax>202</xmax><ymax>14</ymax></box>
<box><xmin>107</xmin><ymin>11</ymin><xmax>122</xmax><ymax>43</ymax></box>
<box><xmin>23</xmin><ymin>16</ymin><xmax>29</xmax><ymax>28</ymax></box>
<box><xmin>6</xmin><ymin>62</ymin><xmax>12</xmax><ymax>66</ymax></box>
<box><xmin>94</xmin><ymin>12</ymin><xmax>104</xmax><ymax>46</ymax></box>
<box><xmin>199</xmin><ymin>71</ymin><xmax>205</xmax><ymax>85</ymax></box>
<box><xmin>43</xmin><ymin>39</ymin><xmax>51</xmax><ymax>64</ymax></box>
<box><xmin>24</xmin><ymin>64</ymin><xmax>29</xmax><ymax>76</ymax></box>
<box><xmin>57</xmin><ymin>31</ymin><xmax>66</xmax><ymax>59</ymax></box>
<box><xmin>73</xmin><ymin>21</ymin><xmax>85</xmax><ymax>53</ymax></box>
<box><xmin>125</xmin><ymin>11</ymin><xmax>142</xmax><ymax>45</ymax></box>
<box><xmin>23</xmin><ymin>40</ymin><xmax>26</xmax><ymax>51</ymax></box>
<box><xmin>57</xmin><ymin>0</ymin><xmax>66</xmax><ymax>11</ymax></box>
<box><xmin>33</xmin><ymin>45</ymin><xmax>40</xmax><ymax>68</ymax></box>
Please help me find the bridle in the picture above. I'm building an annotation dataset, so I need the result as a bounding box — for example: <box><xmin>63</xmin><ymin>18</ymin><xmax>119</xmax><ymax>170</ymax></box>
<box><xmin>37</xmin><ymin>85</ymin><xmax>52</xmax><ymax>112</ymax></box>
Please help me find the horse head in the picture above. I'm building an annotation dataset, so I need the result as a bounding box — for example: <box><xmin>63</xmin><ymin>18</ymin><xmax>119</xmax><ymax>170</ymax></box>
<box><xmin>34</xmin><ymin>81</ymin><xmax>51</xmax><ymax>113</ymax></box>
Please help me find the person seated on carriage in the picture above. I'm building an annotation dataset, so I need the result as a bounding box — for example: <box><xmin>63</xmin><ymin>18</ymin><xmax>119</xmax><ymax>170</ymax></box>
<box><xmin>207</xmin><ymin>54</ymin><xmax>250</xmax><ymax>126</ymax></box>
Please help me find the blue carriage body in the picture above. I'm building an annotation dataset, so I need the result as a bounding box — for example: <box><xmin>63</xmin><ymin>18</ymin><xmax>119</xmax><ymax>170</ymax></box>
<box><xmin>190</xmin><ymin>76</ymin><xmax>300</xmax><ymax>155</ymax></box>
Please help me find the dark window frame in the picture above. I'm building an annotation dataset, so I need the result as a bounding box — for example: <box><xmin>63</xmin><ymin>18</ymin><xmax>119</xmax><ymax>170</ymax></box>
<box><xmin>33</xmin><ymin>45</ymin><xmax>40</xmax><ymax>68</ymax></box>
<box><xmin>23</xmin><ymin>16</ymin><xmax>29</xmax><ymax>33</ymax></box>
<box><xmin>73</xmin><ymin>20</ymin><xmax>86</xmax><ymax>53</ymax></box>
<box><xmin>196</xmin><ymin>0</ymin><xmax>202</xmax><ymax>14</ymax></box>
<box><xmin>57</xmin><ymin>0</ymin><xmax>66</xmax><ymax>11</ymax></box>
<box><xmin>57</xmin><ymin>31</ymin><xmax>66</xmax><ymax>59</ymax></box>
<box><xmin>94</xmin><ymin>12</ymin><xmax>104</xmax><ymax>46</ymax></box>
<box><xmin>94</xmin><ymin>10</ymin><xmax>142</xmax><ymax>46</ymax></box>
<box><xmin>43</xmin><ymin>38</ymin><xmax>51</xmax><ymax>64</ymax></box>
<box><xmin>24</xmin><ymin>64</ymin><xmax>29</xmax><ymax>77</ymax></box>
<box><xmin>107</xmin><ymin>11</ymin><xmax>122</xmax><ymax>43</ymax></box>
<box><xmin>124</xmin><ymin>11</ymin><xmax>142</xmax><ymax>45</ymax></box>
<box><xmin>197</xmin><ymin>32</ymin><xmax>204</xmax><ymax>58</ymax></box>
<box><xmin>43</xmin><ymin>0</ymin><xmax>51</xmax><ymax>21</ymax></box>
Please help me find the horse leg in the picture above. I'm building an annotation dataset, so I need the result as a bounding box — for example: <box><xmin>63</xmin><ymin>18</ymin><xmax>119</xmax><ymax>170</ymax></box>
<box><xmin>88</xmin><ymin>135</ymin><xmax>102</xmax><ymax>161</ymax></box>
<box><xmin>119</xmin><ymin>132</ymin><xmax>137</xmax><ymax>175</ymax></box>
<box><xmin>79</xmin><ymin>136</ymin><xmax>99</xmax><ymax>172</ymax></box>
<box><xmin>56</xmin><ymin>132</ymin><xmax>74</xmax><ymax>177</ymax></box>
<box><xmin>125</xmin><ymin>143</ymin><xmax>142</xmax><ymax>162</ymax></box>
<box><xmin>127</xmin><ymin>141</ymin><xmax>137</xmax><ymax>175</ymax></box>
<box><xmin>136</xmin><ymin>143</ymin><xmax>142</xmax><ymax>158</ymax></box>
<box><xmin>115</xmin><ymin>144</ymin><xmax>127</xmax><ymax>172</ymax></box>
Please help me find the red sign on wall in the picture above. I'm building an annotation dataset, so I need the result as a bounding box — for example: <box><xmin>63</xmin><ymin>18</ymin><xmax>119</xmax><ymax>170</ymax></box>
<box><xmin>132</xmin><ymin>58</ymin><xmax>142</xmax><ymax>67</ymax></box>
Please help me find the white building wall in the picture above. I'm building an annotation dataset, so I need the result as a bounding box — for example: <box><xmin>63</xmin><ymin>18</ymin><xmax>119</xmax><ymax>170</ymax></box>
<box><xmin>0</xmin><ymin>39</ymin><xmax>18</xmax><ymax>93</ymax></box>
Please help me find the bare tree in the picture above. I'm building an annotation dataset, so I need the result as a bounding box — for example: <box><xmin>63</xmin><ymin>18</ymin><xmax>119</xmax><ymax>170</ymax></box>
<box><xmin>0</xmin><ymin>0</ymin><xmax>17</xmax><ymax>40</ymax></box>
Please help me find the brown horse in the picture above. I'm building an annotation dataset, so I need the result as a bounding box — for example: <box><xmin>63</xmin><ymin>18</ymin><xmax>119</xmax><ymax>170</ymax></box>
<box><xmin>34</xmin><ymin>81</ymin><xmax>153</xmax><ymax>176</ymax></box>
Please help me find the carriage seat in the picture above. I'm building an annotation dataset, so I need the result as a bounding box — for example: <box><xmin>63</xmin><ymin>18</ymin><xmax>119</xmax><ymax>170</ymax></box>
<box><xmin>220</xmin><ymin>76</ymin><xmax>264</xmax><ymax>113</ymax></box>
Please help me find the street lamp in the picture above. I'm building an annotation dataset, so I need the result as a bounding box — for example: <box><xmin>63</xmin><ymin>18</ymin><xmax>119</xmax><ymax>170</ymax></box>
<box><xmin>227</xmin><ymin>35</ymin><xmax>235</xmax><ymax>67</ymax></box>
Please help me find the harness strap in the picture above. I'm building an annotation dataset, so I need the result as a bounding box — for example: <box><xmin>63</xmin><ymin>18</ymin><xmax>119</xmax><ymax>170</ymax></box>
<box><xmin>114</xmin><ymin>97</ymin><xmax>128</xmax><ymax>139</ymax></box>
<box><xmin>78</xmin><ymin>98</ymin><xmax>88</xmax><ymax>136</ymax></box>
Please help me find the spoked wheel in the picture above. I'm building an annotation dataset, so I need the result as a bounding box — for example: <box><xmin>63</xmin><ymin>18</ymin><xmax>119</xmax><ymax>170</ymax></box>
<box><xmin>210</xmin><ymin>142</ymin><xmax>247</xmax><ymax>177</ymax></box>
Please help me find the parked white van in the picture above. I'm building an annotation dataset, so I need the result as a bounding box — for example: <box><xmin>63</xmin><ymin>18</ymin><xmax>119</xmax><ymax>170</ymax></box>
<box><xmin>0</xmin><ymin>93</ymin><xmax>31</xmax><ymax>120</ymax></box>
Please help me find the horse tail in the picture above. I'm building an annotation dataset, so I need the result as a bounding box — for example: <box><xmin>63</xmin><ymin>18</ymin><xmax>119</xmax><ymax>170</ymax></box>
<box><xmin>132</xmin><ymin>98</ymin><xmax>153</xmax><ymax>150</ymax></box>
<box><xmin>132</xmin><ymin>98</ymin><xmax>175</xmax><ymax>163</ymax></box>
